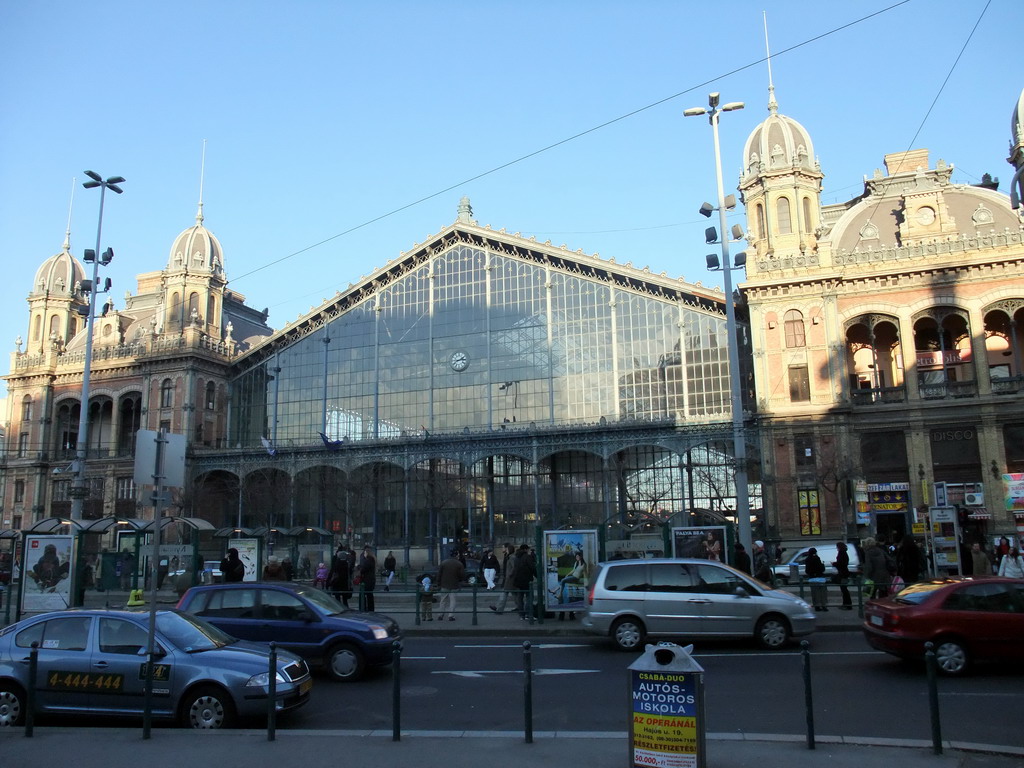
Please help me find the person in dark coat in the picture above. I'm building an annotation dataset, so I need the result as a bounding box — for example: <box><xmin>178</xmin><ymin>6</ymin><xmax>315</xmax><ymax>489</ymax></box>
<box><xmin>896</xmin><ymin>536</ymin><xmax>922</xmax><ymax>583</ymax></box>
<box><xmin>512</xmin><ymin>544</ymin><xmax>535</xmax><ymax>620</ymax></box>
<box><xmin>327</xmin><ymin>546</ymin><xmax>352</xmax><ymax>608</ymax></box>
<box><xmin>833</xmin><ymin>541</ymin><xmax>853</xmax><ymax>610</ymax></box>
<box><xmin>220</xmin><ymin>548</ymin><xmax>245</xmax><ymax>583</ymax></box>
<box><xmin>383</xmin><ymin>551</ymin><xmax>397</xmax><ymax>591</ymax></box>
<box><xmin>804</xmin><ymin>547</ymin><xmax>828</xmax><ymax>611</ymax></box>
<box><xmin>733</xmin><ymin>543</ymin><xmax>752</xmax><ymax>575</ymax></box>
<box><xmin>358</xmin><ymin>546</ymin><xmax>377</xmax><ymax>611</ymax></box>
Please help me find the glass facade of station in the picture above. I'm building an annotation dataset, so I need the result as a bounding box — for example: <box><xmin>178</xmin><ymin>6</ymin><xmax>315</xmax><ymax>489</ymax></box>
<box><xmin>232</xmin><ymin>243</ymin><xmax>733</xmax><ymax>442</ymax></box>
<box><xmin>203</xmin><ymin>235</ymin><xmax>754</xmax><ymax>553</ymax></box>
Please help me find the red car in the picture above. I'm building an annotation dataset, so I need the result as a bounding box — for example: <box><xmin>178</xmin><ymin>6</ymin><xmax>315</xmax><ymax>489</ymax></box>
<box><xmin>863</xmin><ymin>577</ymin><xmax>1024</xmax><ymax>675</ymax></box>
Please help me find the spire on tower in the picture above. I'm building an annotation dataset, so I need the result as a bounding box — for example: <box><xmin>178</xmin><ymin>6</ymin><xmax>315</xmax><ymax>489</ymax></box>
<box><xmin>63</xmin><ymin>177</ymin><xmax>75</xmax><ymax>252</ymax></box>
<box><xmin>764</xmin><ymin>11</ymin><xmax>778</xmax><ymax>116</ymax></box>
<box><xmin>197</xmin><ymin>139</ymin><xmax>207</xmax><ymax>225</ymax></box>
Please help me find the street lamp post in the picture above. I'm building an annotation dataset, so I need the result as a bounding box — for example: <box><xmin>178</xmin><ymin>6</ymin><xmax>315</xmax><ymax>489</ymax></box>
<box><xmin>69</xmin><ymin>171</ymin><xmax>124</xmax><ymax>521</ymax></box>
<box><xmin>684</xmin><ymin>93</ymin><xmax>752</xmax><ymax>557</ymax></box>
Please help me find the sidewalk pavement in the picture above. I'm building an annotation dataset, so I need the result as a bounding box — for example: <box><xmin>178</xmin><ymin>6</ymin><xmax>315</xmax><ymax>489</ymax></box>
<box><xmin>63</xmin><ymin>580</ymin><xmax>869</xmax><ymax>635</ymax></box>
<box><xmin>2</xmin><ymin>727</ymin><xmax>1022</xmax><ymax>768</ymax></box>
<box><xmin>5</xmin><ymin>583</ymin><xmax>1022</xmax><ymax>764</ymax></box>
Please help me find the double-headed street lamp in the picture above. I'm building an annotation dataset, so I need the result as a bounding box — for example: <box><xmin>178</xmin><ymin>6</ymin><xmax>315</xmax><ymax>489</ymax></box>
<box><xmin>69</xmin><ymin>170</ymin><xmax>124</xmax><ymax>521</ymax></box>
<box><xmin>684</xmin><ymin>93</ymin><xmax>752</xmax><ymax>557</ymax></box>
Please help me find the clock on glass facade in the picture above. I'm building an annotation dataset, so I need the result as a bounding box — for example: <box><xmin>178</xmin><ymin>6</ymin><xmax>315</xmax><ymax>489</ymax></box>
<box><xmin>449</xmin><ymin>351</ymin><xmax>469</xmax><ymax>371</ymax></box>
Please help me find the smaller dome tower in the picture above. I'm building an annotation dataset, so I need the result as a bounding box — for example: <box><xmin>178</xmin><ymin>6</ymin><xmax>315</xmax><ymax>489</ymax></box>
<box><xmin>26</xmin><ymin>227</ymin><xmax>88</xmax><ymax>355</ymax></box>
<box><xmin>738</xmin><ymin>79</ymin><xmax>825</xmax><ymax>274</ymax></box>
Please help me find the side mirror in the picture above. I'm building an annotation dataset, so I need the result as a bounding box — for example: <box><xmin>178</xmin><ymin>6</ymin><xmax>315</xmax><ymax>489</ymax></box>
<box><xmin>298</xmin><ymin>610</ymin><xmax>316</xmax><ymax>623</ymax></box>
<box><xmin>734</xmin><ymin>586</ymin><xmax>750</xmax><ymax>598</ymax></box>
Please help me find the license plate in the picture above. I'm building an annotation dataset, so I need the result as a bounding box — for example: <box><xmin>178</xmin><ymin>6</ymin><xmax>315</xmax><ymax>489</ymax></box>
<box><xmin>299</xmin><ymin>678</ymin><xmax>312</xmax><ymax>695</ymax></box>
<box><xmin>870</xmin><ymin>615</ymin><xmax>883</xmax><ymax>626</ymax></box>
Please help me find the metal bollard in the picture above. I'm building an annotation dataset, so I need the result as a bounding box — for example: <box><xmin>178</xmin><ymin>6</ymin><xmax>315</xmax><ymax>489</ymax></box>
<box><xmin>267</xmin><ymin>642</ymin><xmax>277</xmax><ymax>741</ymax></box>
<box><xmin>523</xmin><ymin>641</ymin><xmax>533</xmax><ymax>743</ymax></box>
<box><xmin>392</xmin><ymin>640</ymin><xmax>402</xmax><ymax>741</ymax></box>
<box><xmin>471</xmin><ymin>580</ymin><xmax>478</xmax><ymax>625</ymax></box>
<box><xmin>924</xmin><ymin>642</ymin><xmax>942</xmax><ymax>755</ymax></box>
<box><xmin>801</xmin><ymin>640</ymin><xmax>815</xmax><ymax>750</ymax></box>
<box><xmin>25</xmin><ymin>642</ymin><xmax>38</xmax><ymax>737</ymax></box>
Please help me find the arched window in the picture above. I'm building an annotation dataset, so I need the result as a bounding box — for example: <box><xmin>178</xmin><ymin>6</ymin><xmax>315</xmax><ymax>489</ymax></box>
<box><xmin>784</xmin><ymin>309</ymin><xmax>806</xmax><ymax>348</ymax></box>
<box><xmin>207</xmin><ymin>294</ymin><xmax>216</xmax><ymax>324</ymax></box>
<box><xmin>21</xmin><ymin>395</ymin><xmax>32</xmax><ymax>421</ymax></box>
<box><xmin>160</xmin><ymin>378</ymin><xmax>174</xmax><ymax>409</ymax></box>
<box><xmin>205</xmin><ymin>381</ymin><xmax>217</xmax><ymax>410</ymax></box>
<box><xmin>32</xmin><ymin>314</ymin><xmax>41</xmax><ymax>341</ymax></box>
<box><xmin>14</xmin><ymin>480</ymin><xmax>24</xmax><ymax>503</ymax></box>
<box><xmin>776</xmin><ymin>198</ymin><xmax>792</xmax><ymax>234</ymax></box>
<box><xmin>802</xmin><ymin>197</ymin><xmax>813</xmax><ymax>234</ymax></box>
<box><xmin>756</xmin><ymin>203</ymin><xmax>765</xmax><ymax>240</ymax></box>
<box><xmin>188</xmin><ymin>292</ymin><xmax>200</xmax><ymax>320</ymax></box>
<box><xmin>49</xmin><ymin>314</ymin><xmax>60</xmax><ymax>339</ymax></box>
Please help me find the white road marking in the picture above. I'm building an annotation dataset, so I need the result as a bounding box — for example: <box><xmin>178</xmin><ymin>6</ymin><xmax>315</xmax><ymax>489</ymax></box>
<box><xmin>452</xmin><ymin>643</ymin><xmax>591</xmax><ymax>649</ymax></box>
<box><xmin>433</xmin><ymin>668</ymin><xmax>600</xmax><ymax>677</ymax></box>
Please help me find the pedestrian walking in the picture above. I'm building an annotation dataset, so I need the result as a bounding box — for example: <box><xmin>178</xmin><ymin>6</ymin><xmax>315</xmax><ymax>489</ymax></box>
<box><xmin>971</xmin><ymin>542</ymin><xmax>993</xmax><ymax>577</ymax></box>
<box><xmin>481</xmin><ymin>548</ymin><xmax>500</xmax><ymax>590</ymax></box>
<box><xmin>804</xmin><ymin>547</ymin><xmax>828</xmax><ymax>611</ymax></box>
<box><xmin>419</xmin><ymin>573</ymin><xmax>434</xmax><ymax>620</ymax></box>
<box><xmin>489</xmin><ymin>543</ymin><xmax>517</xmax><ymax>614</ymax></box>
<box><xmin>383</xmin><ymin>551</ymin><xmax>397</xmax><ymax>591</ymax></box>
<box><xmin>327</xmin><ymin>546</ymin><xmax>352</xmax><ymax>607</ymax></box>
<box><xmin>752</xmin><ymin>540</ymin><xmax>771</xmax><ymax>582</ymax></box>
<box><xmin>512</xmin><ymin>544</ymin><xmax>535</xmax><ymax>620</ymax></box>
<box><xmin>997</xmin><ymin>546</ymin><xmax>1024</xmax><ymax>578</ymax></box>
<box><xmin>863</xmin><ymin>537</ymin><xmax>892</xmax><ymax>599</ymax></box>
<box><xmin>220</xmin><ymin>548</ymin><xmax>244</xmax><ymax>583</ymax></box>
<box><xmin>832</xmin><ymin>541</ymin><xmax>853</xmax><ymax>610</ymax></box>
<box><xmin>358</xmin><ymin>546</ymin><xmax>377</xmax><ymax>611</ymax></box>
<box><xmin>733</xmin><ymin>542</ymin><xmax>751</xmax><ymax>575</ymax></box>
<box><xmin>436</xmin><ymin>549</ymin><xmax>465</xmax><ymax>621</ymax></box>
<box><xmin>896</xmin><ymin>536</ymin><xmax>922</xmax><ymax>583</ymax></box>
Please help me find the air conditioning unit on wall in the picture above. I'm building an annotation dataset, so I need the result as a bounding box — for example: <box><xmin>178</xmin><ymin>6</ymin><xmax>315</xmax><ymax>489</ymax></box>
<box><xmin>964</xmin><ymin>492</ymin><xmax>984</xmax><ymax>506</ymax></box>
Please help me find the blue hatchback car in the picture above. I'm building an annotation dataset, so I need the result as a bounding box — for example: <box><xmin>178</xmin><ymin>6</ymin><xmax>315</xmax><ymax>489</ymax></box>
<box><xmin>176</xmin><ymin>582</ymin><xmax>401</xmax><ymax>681</ymax></box>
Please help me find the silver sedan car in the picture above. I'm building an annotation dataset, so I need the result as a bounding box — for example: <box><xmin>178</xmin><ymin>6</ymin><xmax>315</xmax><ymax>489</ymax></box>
<box><xmin>0</xmin><ymin>608</ymin><xmax>311</xmax><ymax>728</ymax></box>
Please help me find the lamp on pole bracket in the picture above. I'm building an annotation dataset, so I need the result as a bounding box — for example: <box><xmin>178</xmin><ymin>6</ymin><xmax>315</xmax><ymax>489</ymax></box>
<box><xmin>685</xmin><ymin>93</ymin><xmax>752</xmax><ymax>556</ymax></box>
<box><xmin>70</xmin><ymin>171</ymin><xmax>124</xmax><ymax>521</ymax></box>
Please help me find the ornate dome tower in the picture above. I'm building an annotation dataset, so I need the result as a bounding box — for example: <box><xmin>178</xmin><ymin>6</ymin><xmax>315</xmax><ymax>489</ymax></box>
<box><xmin>738</xmin><ymin>79</ymin><xmax>824</xmax><ymax>275</ymax></box>
<box><xmin>26</xmin><ymin>227</ymin><xmax>88</xmax><ymax>355</ymax></box>
<box><xmin>161</xmin><ymin>198</ymin><xmax>227</xmax><ymax>336</ymax></box>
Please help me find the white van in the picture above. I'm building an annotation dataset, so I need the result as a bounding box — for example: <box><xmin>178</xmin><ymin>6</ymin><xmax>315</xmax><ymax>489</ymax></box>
<box><xmin>771</xmin><ymin>543</ymin><xmax>860</xmax><ymax>584</ymax></box>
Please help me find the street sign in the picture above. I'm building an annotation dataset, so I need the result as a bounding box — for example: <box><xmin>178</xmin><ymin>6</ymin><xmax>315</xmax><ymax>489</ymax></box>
<box><xmin>134</xmin><ymin>430</ymin><xmax>186</xmax><ymax>488</ymax></box>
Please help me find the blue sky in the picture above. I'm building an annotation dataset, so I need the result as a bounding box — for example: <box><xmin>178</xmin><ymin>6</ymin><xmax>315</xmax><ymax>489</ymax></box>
<box><xmin>1</xmin><ymin>1</ymin><xmax>1020</xmax><ymax>399</ymax></box>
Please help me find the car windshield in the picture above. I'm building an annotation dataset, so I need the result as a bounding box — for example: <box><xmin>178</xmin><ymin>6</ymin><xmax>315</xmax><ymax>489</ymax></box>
<box><xmin>151</xmin><ymin>610</ymin><xmax>236</xmax><ymax>651</ymax></box>
<box><xmin>892</xmin><ymin>580</ymin><xmax>952</xmax><ymax>605</ymax></box>
<box><xmin>292</xmin><ymin>585</ymin><xmax>349</xmax><ymax>614</ymax></box>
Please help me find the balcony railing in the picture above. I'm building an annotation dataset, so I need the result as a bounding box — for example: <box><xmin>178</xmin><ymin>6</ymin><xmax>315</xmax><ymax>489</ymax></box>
<box><xmin>919</xmin><ymin>380</ymin><xmax>978</xmax><ymax>400</ymax></box>
<box><xmin>992</xmin><ymin>375</ymin><xmax>1024</xmax><ymax>395</ymax></box>
<box><xmin>850</xmin><ymin>386</ymin><xmax>907</xmax><ymax>405</ymax></box>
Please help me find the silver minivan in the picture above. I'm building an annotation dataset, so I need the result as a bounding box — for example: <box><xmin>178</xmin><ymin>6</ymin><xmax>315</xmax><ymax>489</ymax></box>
<box><xmin>582</xmin><ymin>558</ymin><xmax>816</xmax><ymax>651</ymax></box>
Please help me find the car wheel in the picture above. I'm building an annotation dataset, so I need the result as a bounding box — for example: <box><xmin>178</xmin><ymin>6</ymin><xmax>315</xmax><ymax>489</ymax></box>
<box><xmin>755</xmin><ymin>615</ymin><xmax>791</xmax><ymax>649</ymax></box>
<box><xmin>327</xmin><ymin>642</ymin><xmax>366</xmax><ymax>682</ymax></box>
<box><xmin>611</xmin><ymin>617</ymin><xmax>646</xmax><ymax>651</ymax></box>
<box><xmin>180</xmin><ymin>685</ymin><xmax>236</xmax><ymax>729</ymax></box>
<box><xmin>0</xmin><ymin>682</ymin><xmax>25</xmax><ymax>727</ymax></box>
<box><xmin>933</xmin><ymin>637</ymin><xmax>969</xmax><ymax>676</ymax></box>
